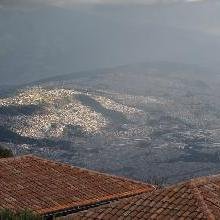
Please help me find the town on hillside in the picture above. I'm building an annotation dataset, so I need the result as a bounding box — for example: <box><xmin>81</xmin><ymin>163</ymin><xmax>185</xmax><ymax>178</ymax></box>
<box><xmin>2</xmin><ymin>0</ymin><xmax>220</xmax><ymax>219</ymax></box>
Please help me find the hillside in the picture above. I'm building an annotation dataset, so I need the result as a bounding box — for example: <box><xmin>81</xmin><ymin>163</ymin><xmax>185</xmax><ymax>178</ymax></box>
<box><xmin>2</xmin><ymin>62</ymin><xmax>220</xmax><ymax>184</ymax></box>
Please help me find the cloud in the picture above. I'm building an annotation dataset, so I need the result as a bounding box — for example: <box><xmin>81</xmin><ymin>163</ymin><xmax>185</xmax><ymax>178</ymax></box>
<box><xmin>49</xmin><ymin>0</ymin><xmax>207</xmax><ymax>5</ymax></box>
<box><xmin>0</xmin><ymin>0</ymin><xmax>208</xmax><ymax>8</ymax></box>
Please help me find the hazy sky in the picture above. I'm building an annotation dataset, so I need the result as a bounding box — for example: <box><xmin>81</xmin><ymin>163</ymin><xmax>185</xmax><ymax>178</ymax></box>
<box><xmin>0</xmin><ymin>0</ymin><xmax>220</xmax><ymax>85</ymax></box>
<box><xmin>0</xmin><ymin>0</ymin><xmax>208</xmax><ymax>6</ymax></box>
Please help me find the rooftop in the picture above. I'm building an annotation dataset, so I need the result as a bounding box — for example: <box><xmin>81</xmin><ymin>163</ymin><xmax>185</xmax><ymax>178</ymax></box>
<box><xmin>65</xmin><ymin>174</ymin><xmax>220</xmax><ymax>220</ymax></box>
<box><xmin>0</xmin><ymin>155</ymin><xmax>154</xmax><ymax>216</ymax></box>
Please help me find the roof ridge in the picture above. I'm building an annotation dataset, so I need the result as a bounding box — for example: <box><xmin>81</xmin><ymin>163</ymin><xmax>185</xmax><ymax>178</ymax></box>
<box><xmin>163</xmin><ymin>174</ymin><xmax>220</xmax><ymax>191</ymax></box>
<box><xmin>39</xmin><ymin>187</ymin><xmax>149</xmax><ymax>215</ymax></box>
<box><xmin>0</xmin><ymin>155</ymin><xmax>155</xmax><ymax>216</ymax></box>
<box><xmin>188</xmin><ymin>180</ymin><xmax>215</xmax><ymax>220</ymax></box>
<box><xmin>28</xmin><ymin>155</ymin><xmax>155</xmax><ymax>189</ymax></box>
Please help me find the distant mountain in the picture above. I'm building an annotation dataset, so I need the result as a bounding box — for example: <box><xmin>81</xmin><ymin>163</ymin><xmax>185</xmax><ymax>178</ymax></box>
<box><xmin>34</xmin><ymin>62</ymin><xmax>218</xmax><ymax>97</ymax></box>
<box><xmin>1</xmin><ymin>2</ymin><xmax>220</xmax><ymax>85</ymax></box>
<box><xmin>1</xmin><ymin>62</ymin><xmax>220</xmax><ymax>184</ymax></box>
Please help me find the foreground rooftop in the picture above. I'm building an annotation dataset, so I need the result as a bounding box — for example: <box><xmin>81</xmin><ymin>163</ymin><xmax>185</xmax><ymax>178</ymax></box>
<box><xmin>2</xmin><ymin>155</ymin><xmax>220</xmax><ymax>219</ymax></box>
<box><xmin>60</xmin><ymin>174</ymin><xmax>220</xmax><ymax>220</ymax></box>
<box><xmin>0</xmin><ymin>155</ymin><xmax>154</xmax><ymax>217</ymax></box>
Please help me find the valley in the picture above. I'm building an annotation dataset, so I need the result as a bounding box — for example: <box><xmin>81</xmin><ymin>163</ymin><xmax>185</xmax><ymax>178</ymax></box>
<box><xmin>1</xmin><ymin>62</ymin><xmax>220</xmax><ymax>184</ymax></box>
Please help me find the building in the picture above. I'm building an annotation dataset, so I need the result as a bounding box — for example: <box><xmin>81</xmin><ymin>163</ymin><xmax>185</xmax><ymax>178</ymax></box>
<box><xmin>61</xmin><ymin>174</ymin><xmax>220</xmax><ymax>220</ymax></box>
<box><xmin>0</xmin><ymin>155</ymin><xmax>154</xmax><ymax>219</ymax></box>
<box><xmin>2</xmin><ymin>155</ymin><xmax>220</xmax><ymax>219</ymax></box>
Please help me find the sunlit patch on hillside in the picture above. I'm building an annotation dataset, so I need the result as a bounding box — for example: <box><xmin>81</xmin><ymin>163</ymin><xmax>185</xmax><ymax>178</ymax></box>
<box><xmin>0</xmin><ymin>87</ymin><xmax>145</xmax><ymax>139</ymax></box>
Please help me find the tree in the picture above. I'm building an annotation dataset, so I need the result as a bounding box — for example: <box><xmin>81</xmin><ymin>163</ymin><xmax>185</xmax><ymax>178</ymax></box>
<box><xmin>0</xmin><ymin>209</ymin><xmax>42</xmax><ymax>220</ymax></box>
<box><xmin>0</xmin><ymin>144</ymin><xmax>13</xmax><ymax>158</ymax></box>
<box><xmin>146</xmin><ymin>176</ymin><xmax>167</xmax><ymax>189</ymax></box>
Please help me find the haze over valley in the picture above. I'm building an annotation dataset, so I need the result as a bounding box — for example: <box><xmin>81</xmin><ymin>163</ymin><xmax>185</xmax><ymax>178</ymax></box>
<box><xmin>1</xmin><ymin>0</ymin><xmax>220</xmax><ymax>85</ymax></box>
<box><xmin>1</xmin><ymin>62</ymin><xmax>220</xmax><ymax>184</ymax></box>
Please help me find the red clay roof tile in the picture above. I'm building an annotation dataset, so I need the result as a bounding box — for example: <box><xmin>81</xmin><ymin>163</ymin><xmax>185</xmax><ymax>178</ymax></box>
<box><xmin>0</xmin><ymin>155</ymin><xmax>154</xmax><ymax>215</ymax></box>
<box><xmin>64</xmin><ymin>175</ymin><xmax>220</xmax><ymax>220</ymax></box>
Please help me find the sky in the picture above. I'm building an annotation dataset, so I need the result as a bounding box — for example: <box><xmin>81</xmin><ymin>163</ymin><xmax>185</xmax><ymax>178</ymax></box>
<box><xmin>0</xmin><ymin>0</ymin><xmax>201</xmax><ymax>5</ymax></box>
<box><xmin>0</xmin><ymin>0</ymin><xmax>213</xmax><ymax>8</ymax></box>
<box><xmin>0</xmin><ymin>0</ymin><xmax>220</xmax><ymax>85</ymax></box>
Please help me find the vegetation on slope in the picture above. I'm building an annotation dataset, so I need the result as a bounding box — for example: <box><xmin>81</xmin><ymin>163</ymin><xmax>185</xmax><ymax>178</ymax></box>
<box><xmin>0</xmin><ymin>144</ymin><xmax>13</xmax><ymax>158</ymax></box>
<box><xmin>0</xmin><ymin>209</ymin><xmax>42</xmax><ymax>220</ymax></box>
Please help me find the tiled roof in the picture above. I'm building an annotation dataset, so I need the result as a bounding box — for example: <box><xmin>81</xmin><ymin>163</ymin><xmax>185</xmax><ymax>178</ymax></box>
<box><xmin>0</xmin><ymin>155</ymin><xmax>154</xmax><ymax>215</ymax></box>
<box><xmin>67</xmin><ymin>175</ymin><xmax>220</xmax><ymax>220</ymax></box>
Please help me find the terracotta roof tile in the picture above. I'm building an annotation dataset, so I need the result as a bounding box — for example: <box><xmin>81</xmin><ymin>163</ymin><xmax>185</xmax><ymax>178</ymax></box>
<box><xmin>64</xmin><ymin>175</ymin><xmax>220</xmax><ymax>220</ymax></box>
<box><xmin>0</xmin><ymin>155</ymin><xmax>154</xmax><ymax>215</ymax></box>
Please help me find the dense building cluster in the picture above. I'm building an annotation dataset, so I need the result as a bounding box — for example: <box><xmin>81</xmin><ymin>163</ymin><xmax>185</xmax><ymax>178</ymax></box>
<box><xmin>0</xmin><ymin>87</ymin><xmax>145</xmax><ymax>139</ymax></box>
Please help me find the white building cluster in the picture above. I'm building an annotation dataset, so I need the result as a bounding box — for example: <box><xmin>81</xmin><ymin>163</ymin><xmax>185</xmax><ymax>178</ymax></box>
<box><xmin>0</xmin><ymin>87</ymin><xmax>145</xmax><ymax>140</ymax></box>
